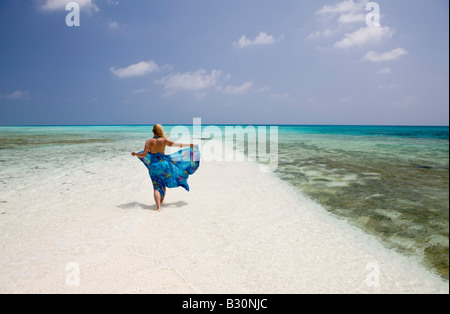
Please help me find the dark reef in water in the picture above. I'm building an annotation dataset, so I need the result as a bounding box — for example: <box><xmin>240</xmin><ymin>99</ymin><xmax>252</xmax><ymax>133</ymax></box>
<box><xmin>0</xmin><ymin>136</ymin><xmax>115</xmax><ymax>149</ymax></box>
<box><xmin>415</xmin><ymin>165</ymin><xmax>434</xmax><ymax>170</ymax></box>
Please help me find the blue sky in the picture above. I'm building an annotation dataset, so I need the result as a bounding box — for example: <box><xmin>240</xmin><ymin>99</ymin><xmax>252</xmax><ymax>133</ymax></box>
<box><xmin>0</xmin><ymin>0</ymin><xmax>448</xmax><ymax>125</ymax></box>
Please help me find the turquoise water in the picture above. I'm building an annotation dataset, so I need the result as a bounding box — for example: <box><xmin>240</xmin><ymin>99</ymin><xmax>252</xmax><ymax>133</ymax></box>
<box><xmin>0</xmin><ymin>125</ymin><xmax>449</xmax><ymax>279</ymax></box>
<box><xmin>271</xmin><ymin>126</ymin><xmax>449</xmax><ymax>279</ymax></box>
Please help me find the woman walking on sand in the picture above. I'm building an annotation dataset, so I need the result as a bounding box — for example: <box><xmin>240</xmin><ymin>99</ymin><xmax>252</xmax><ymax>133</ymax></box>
<box><xmin>132</xmin><ymin>124</ymin><xmax>200</xmax><ymax>212</ymax></box>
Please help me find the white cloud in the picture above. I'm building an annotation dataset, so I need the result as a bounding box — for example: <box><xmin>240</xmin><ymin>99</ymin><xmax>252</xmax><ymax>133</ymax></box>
<box><xmin>305</xmin><ymin>29</ymin><xmax>335</xmax><ymax>41</ymax></box>
<box><xmin>305</xmin><ymin>31</ymin><xmax>322</xmax><ymax>41</ymax></box>
<box><xmin>109</xmin><ymin>21</ymin><xmax>119</xmax><ymax>29</ymax></box>
<box><xmin>221</xmin><ymin>82</ymin><xmax>254</xmax><ymax>95</ymax></box>
<box><xmin>316</xmin><ymin>0</ymin><xmax>369</xmax><ymax>25</ymax></box>
<box><xmin>39</xmin><ymin>0</ymin><xmax>99</xmax><ymax>12</ymax></box>
<box><xmin>156</xmin><ymin>69</ymin><xmax>255</xmax><ymax>97</ymax></box>
<box><xmin>334</xmin><ymin>26</ymin><xmax>392</xmax><ymax>49</ymax></box>
<box><xmin>110</xmin><ymin>61</ymin><xmax>159</xmax><ymax>78</ymax></box>
<box><xmin>309</xmin><ymin>1</ymin><xmax>388</xmax><ymax>47</ymax></box>
<box><xmin>159</xmin><ymin>64</ymin><xmax>174</xmax><ymax>72</ymax></box>
<box><xmin>233</xmin><ymin>32</ymin><xmax>282</xmax><ymax>48</ymax></box>
<box><xmin>5</xmin><ymin>90</ymin><xmax>29</xmax><ymax>100</ymax></box>
<box><xmin>363</xmin><ymin>48</ymin><xmax>409</xmax><ymax>62</ymax></box>
<box><xmin>338</xmin><ymin>12</ymin><xmax>366</xmax><ymax>24</ymax></box>
<box><xmin>157</xmin><ymin>69</ymin><xmax>223</xmax><ymax>94</ymax></box>
<box><xmin>316</xmin><ymin>0</ymin><xmax>367</xmax><ymax>16</ymax></box>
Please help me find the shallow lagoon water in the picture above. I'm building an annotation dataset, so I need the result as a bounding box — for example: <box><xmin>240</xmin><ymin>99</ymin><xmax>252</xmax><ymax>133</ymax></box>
<box><xmin>1</xmin><ymin>125</ymin><xmax>448</xmax><ymax>280</ymax></box>
<box><xmin>270</xmin><ymin>126</ymin><xmax>449</xmax><ymax>279</ymax></box>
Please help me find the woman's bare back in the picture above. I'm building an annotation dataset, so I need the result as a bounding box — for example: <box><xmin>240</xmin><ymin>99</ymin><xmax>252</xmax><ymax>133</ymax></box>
<box><xmin>147</xmin><ymin>137</ymin><xmax>174</xmax><ymax>154</ymax></box>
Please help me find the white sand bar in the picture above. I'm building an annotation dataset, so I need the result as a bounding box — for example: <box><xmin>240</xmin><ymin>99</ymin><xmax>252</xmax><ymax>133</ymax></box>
<box><xmin>0</xmin><ymin>150</ymin><xmax>448</xmax><ymax>294</ymax></box>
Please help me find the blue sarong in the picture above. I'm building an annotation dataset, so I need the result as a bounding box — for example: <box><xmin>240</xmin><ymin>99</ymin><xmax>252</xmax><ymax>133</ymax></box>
<box><xmin>137</xmin><ymin>145</ymin><xmax>200</xmax><ymax>199</ymax></box>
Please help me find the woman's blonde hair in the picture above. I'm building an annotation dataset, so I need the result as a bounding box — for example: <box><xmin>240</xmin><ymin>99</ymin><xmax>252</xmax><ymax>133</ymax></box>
<box><xmin>153</xmin><ymin>124</ymin><xmax>167</xmax><ymax>139</ymax></box>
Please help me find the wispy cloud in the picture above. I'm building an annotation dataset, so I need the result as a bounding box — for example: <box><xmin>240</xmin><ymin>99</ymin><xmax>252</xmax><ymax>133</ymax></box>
<box><xmin>109</xmin><ymin>21</ymin><xmax>119</xmax><ymax>29</ymax></box>
<box><xmin>156</xmin><ymin>68</ymin><xmax>256</xmax><ymax>97</ymax></box>
<box><xmin>157</xmin><ymin>69</ymin><xmax>223</xmax><ymax>94</ymax></box>
<box><xmin>220</xmin><ymin>82</ymin><xmax>254</xmax><ymax>95</ymax></box>
<box><xmin>106</xmin><ymin>0</ymin><xmax>119</xmax><ymax>5</ymax></box>
<box><xmin>110</xmin><ymin>61</ymin><xmax>159</xmax><ymax>78</ymax></box>
<box><xmin>305</xmin><ymin>29</ymin><xmax>335</xmax><ymax>41</ymax></box>
<box><xmin>338</xmin><ymin>11</ymin><xmax>366</xmax><ymax>24</ymax></box>
<box><xmin>308</xmin><ymin>0</ymin><xmax>392</xmax><ymax>51</ymax></box>
<box><xmin>334</xmin><ymin>26</ymin><xmax>392</xmax><ymax>49</ymax></box>
<box><xmin>305</xmin><ymin>31</ymin><xmax>322</xmax><ymax>41</ymax></box>
<box><xmin>316</xmin><ymin>0</ymin><xmax>368</xmax><ymax>16</ymax></box>
<box><xmin>4</xmin><ymin>90</ymin><xmax>29</xmax><ymax>100</ymax></box>
<box><xmin>316</xmin><ymin>0</ymin><xmax>369</xmax><ymax>27</ymax></box>
<box><xmin>39</xmin><ymin>0</ymin><xmax>99</xmax><ymax>12</ymax></box>
<box><xmin>233</xmin><ymin>32</ymin><xmax>283</xmax><ymax>48</ymax></box>
<box><xmin>363</xmin><ymin>48</ymin><xmax>409</xmax><ymax>62</ymax></box>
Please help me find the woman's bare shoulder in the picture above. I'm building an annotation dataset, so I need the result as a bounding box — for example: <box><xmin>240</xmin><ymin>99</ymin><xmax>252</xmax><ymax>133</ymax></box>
<box><xmin>164</xmin><ymin>138</ymin><xmax>174</xmax><ymax>145</ymax></box>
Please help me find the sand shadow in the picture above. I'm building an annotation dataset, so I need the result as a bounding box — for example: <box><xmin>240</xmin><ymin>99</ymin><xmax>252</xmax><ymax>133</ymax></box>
<box><xmin>117</xmin><ymin>201</ymin><xmax>188</xmax><ymax>211</ymax></box>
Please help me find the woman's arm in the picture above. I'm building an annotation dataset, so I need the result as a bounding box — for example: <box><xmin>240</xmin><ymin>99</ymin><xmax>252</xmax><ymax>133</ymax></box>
<box><xmin>172</xmin><ymin>143</ymin><xmax>195</xmax><ymax>148</ymax></box>
<box><xmin>132</xmin><ymin>141</ymin><xmax>150</xmax><ymax>158</ymax></box>
<box><xmin>166</xmin><ymin>139</ymin><xmax>194</xmax><ymax>148</ymax></box>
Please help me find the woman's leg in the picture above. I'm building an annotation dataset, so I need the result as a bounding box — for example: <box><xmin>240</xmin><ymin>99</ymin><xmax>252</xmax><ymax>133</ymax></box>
<box><xmin>161</xmin><ymin>187</ymin><xmax>167</xmax><ymax>204</ymax></box>
<box><xmin>154</xmin><ymin>189</ymin><xmax>162</xmax><ymax>211</ymax></box>
<box><xmin>151</xmin><ymin>178</ymin><xmax>165</xmax><ymax>211</ymax></box>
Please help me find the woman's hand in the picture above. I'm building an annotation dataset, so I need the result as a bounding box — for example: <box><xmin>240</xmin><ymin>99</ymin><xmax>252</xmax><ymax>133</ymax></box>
<box><xmin>131</xmin><ymin>152</ymin><xmax>136</xmax><ymax>157</ymax></box>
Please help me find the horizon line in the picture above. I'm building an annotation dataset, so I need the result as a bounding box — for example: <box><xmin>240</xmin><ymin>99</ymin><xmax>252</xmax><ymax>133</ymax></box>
<box><xmin>0</xmin><ymin>123</ymin><xmax>449</xmax><ymax>128</ymax></box>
